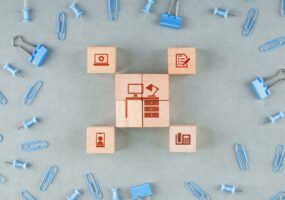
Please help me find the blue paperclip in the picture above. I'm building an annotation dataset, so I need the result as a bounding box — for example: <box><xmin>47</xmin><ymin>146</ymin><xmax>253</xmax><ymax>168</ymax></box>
<box><xmin>0</xmin><ymin>134</ymin><xmax>3</xmax><ymax>142</ymax></box>
<box><xmin>22</xmin><ymin>80</ymin><xmax>43</xmax><ymax>105</ymax></box>
<box><xmin>281</xmin><ymin>0</ymin><xmax>285</xmax><ymax>16</ymax></box>
<box><xmin>242</xmin><ymin>8</ymin><xmax>258</xmax><ymax>37</ymax></box>
<box><xmin>273</xmin><ymin>144</ymin><xmax>285</xmax><ymax>173</ymax></box>
<box><xmin>21</xmin><ymin>190</ymin><xmax>36</xmax><ymax>200</ymax></box>
<box><xmin>234</xmin><ymin>143</ymin><xmax>249</xmax><ymax>171</ymax></box>
<box><xmin>0</xmin><ymin>175</ymin><xmax>6</xmax><ymax>184</ymax></box>
<box><xmin>108</xmin><ymin>0</ymin><xmax>118</xmax><ymax>21</ymax></box>
<box><xmin>160</xmin><ymin>0</ymin><xmax>182</xmax><ymax>29</ymax></box>
<box><xmin>184</xmin><ymin>181</ymin><xmax>210</xmax><ymax>200</ymax></box>
<box><xmin>39</xmin><ymin>166</ymin><xmax>58</xmax><ymax>192</ymax></box>
<box><xmin>0</xmin><ymin>91</ymin><xmax>7</xmax><ymax>105</ymax></box>
<box><xmin>271</xmin><ymin>191</ymin><xmax>285</xmax><ymax>200</ymax></box>
<box><xmin>85</xmin><ymin>173</ymin><xmax>103</xmax><ymax>200</ymax></box>
<box><xmin>20</xmin><ymin>140</ymin><xmax>49</xmax><ymax>152</ymax></box>
<box><xmin>259</xmin><ymin>36</ymin><xmax>285</xmax><ymax>52</ymax></box>
<box><xmin>130</xmin><ymin>183</ymin><xmax>152</xmax><ymax>200</ymax></box>
<box><xmin>56</xmin><ymin>12</ymin><xmax>67</xmax><ymax>41</ymax></box>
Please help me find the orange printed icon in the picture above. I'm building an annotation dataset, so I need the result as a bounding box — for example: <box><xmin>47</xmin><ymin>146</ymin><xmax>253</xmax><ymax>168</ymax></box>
<box><xmin>96</xmin><ymin>132</ymin><xmax>105</xmax><ymax>147</ymax></box>
<box><xmin>175</xmin><ymin>132</ymin><xmax>191</xmax><ymax>145</ymax></box>
<box><xmin>94</xmin><ymin>54</ymin><xmax>109</xmax><ymax>66</ymax></box>
<box><xmin>176</xmin><ymin>53</ymin><xmax>190</xmax><ymax>68</ymax></box>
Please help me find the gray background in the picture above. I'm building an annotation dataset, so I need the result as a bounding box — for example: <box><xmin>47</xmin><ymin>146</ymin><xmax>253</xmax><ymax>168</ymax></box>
<box><xmin>0</xmin><ymin>0</ymin><xmax>285</xmax><ymax>199</ymax></box>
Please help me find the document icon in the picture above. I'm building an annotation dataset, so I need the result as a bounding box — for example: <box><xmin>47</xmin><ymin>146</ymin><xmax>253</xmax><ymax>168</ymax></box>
<box><xmin>176</xmin><ymin>53</ymin><xmax>190</xmax><ymax>68</ymax></box>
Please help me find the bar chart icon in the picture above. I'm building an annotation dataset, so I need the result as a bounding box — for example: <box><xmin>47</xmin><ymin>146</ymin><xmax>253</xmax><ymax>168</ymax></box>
<box><xmin>175</xmin><ymin>133</ymin><xmax>191</xmax><ymax>145</ymax></box>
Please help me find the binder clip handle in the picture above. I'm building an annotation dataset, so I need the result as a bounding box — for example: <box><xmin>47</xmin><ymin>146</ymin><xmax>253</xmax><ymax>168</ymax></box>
<box><xmin>167</xmin><ymin>0</ymin><xmax>180</xmax><ymax>17</ymax></box>
<box><xmin>11</xmin><ymin>35</ymin><xmax>35</xmax><ymax>56</ymax></box>
<box><xmin>265</xmin><ymin>69</ymin><xmax>285</xmax><ymax>90</ymax></box>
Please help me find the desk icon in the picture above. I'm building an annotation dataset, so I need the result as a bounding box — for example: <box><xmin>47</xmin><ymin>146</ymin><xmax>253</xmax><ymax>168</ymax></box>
<box><xmin>176</xmin><ymin>53</ymin><xmax>190</xmax><ymax>68</ymax></box>
<box><xmin>175</xmin><ymin>132</ymin><xmax>191</xmax><ymax>145</ymax></box>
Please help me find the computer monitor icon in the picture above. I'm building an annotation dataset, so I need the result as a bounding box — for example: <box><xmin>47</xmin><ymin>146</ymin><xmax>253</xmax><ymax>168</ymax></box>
<box><xmin>128</xmin><ymin>84</ymin><xmax>144</xmax><ymax>97</ymax></box>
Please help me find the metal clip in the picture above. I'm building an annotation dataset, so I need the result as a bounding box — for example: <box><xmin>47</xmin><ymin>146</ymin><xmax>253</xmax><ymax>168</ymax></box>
<box><xmin>39</xmin><ymin>166</ymin><xmax>58</xmax><ymax>192</ymax></box>
<box><xmin>21</xmin><ymin>190</ymin><xmax>36</xmax><ymax>200</ymax></box>
<box><xmin>234</xmin><ymin>143</ymin><xmax>249</xmax><ymax>171</ymax></box>
<box><xmin>281</xmin><ymin>0</ymin><xmax>285</xmax><ymax>16</ymax></box>
<box><xmin>108</xmin><ymin>0</ymin><xmax>118</xmax><ymax>21</ymax></box>
<box><xmin>242</xmin><ymin>8</ymin><xmax>258</xmax><ymax>37</ymax></box>
<box><xmin>22</xmin><ymin>80</ymin><xmax>43</xmax><ymax>105</ymax></box>
<box><xmin>160</xmin><ymin>0</ymin><xmax>182</xmax><ymax>29</ymax></box>
<box><xmin>0</xmin><ymin>91</ymin><xmax>7</xmax><ymax>105</ymax></box>
<box><xmin>273</xmin><ymin>144</ymin><xmax>285</xmax><ymax>173</ymax></box>
<box><xmin>259</xmin><ymin>36</ymin><xmax>285</xmax><ymax>52</ymax></box>
<box><xmin>56</xmin><ymin>12</ymin><xmax>67</xmax><ymax>41</ymax></box>
<box><xmin>270</xmin><ymin>191</ymin><xmax>285</xmax><ymax>200</ymax></box>
<box><xmin>85</xmin><ymin>173</ymin><xmax>103</xmax><ymax>200</ymax></box>
<box><xmin>20</xmin><ymin>140</ymin><xmax>49</xmax><ymax>152</ymax></box>
<box><xmin>12</xmin><ymin>35</ymin><xmax>35</xmax><ymax>56</ymax></box>
<box><xmin>184</xmin><ymin>181</ymin><xmax>210</xmax><ymax>200</ymax></box>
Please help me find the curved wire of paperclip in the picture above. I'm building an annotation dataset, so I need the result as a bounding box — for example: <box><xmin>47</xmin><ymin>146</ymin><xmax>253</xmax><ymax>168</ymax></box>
<box><xmin>242</xmin><ymin>8</ymin><xmax>258</xmax><ymax>37</ymax></box>
<box><xmin>0</xmin><ymin>91</ymin><xmax>7</xmax><ymax>105</ymax></box>
<box><xmin>20</xmin><ymin>140</ymin><xmax>49</xmax><ymax>152</ymax></box>
<box><xmin>273</xmin><ymin>144</ymin><xmax>285</xmax><ymax>173</ymax></box>
<box><xmin>234</xmin><ymin>143</ymin><xmax>249</xmax><ymax>171</ymax></box>
<box><xmin>39</xmin><ymin>165</ymin><xmax>58</xmax><ymax>192</ymax></box>
<box><xmin>184</xmin><ymin>181</ymin><xmax>210</xmax><ymax>200</ymax></box>
<box><xmin>85</xmin><ymin>173</ymin><xmax>103</xmax><ymax>200</ymax></box>
<box><xmin>281</xmin><ymin>0</ymin><xmax>285</xmax><ymax>16</ymax></box>
<box><xmin>56</xmin><ymin>11</ymin><xmax>67</xmax><ymax>41</ymax></box>
<box><xmin>21</xmin><ymin>190</ymin><xmax>36</xmax><ymax>200</ymax></box>
<box><xmin>259</xmin><ymin>36</ymin><xmax>285</xmax><ymax>52</ymax></box>
<box><xmin>22</xmin><ymin>80</ymin><xmax>43</xmax><ymax>105</ymax></box>
<box><xmin>270</xmin><ymin>191</ymin><xmax>285</xmax><ymax>200</ymax></box>
<box><xmin>108</xmin><ymin>0</ymin><xmax>118</xmax><ymax>21</ymax></box>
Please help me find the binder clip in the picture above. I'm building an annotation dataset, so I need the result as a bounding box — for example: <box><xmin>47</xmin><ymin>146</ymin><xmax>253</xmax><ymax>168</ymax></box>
<box><xmin>251</xmin><ymin>69</ymin><xmax>285</xmax><ymax>100</ymax></box>
<box><xmin>160</xmin><ymin>0</ymin><xmax>182</xmax><ymax>29</ymax></box>
<box><xmin>130</xmin><ymin>183</ymin><xmax>152</xmax><ymax>200</ymax></box>
<box><xmin>12</xmin><ymin>35</ymin><xmax>49</xmax><ymax>67</ymax></box>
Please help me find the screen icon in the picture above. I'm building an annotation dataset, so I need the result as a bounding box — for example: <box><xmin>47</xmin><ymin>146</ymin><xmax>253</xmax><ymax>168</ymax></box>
<box><xmin>94</xmin><ymin>54</ymin><xmax>109</xmax><ymax>66</ymax></box>
<box><xmin>96</xmin><ymin>132</ymin><xmax>105</xmax><ymax>147</ymax></box>
<box><xmin>176</xmin><ymin>53</ymin><xmax>190</xmax><ymax>68</ymax></box>
<box><xmin>175</xmin><ymin>132</ymin><xmax>191</xmax><ymax>145</ymax></box>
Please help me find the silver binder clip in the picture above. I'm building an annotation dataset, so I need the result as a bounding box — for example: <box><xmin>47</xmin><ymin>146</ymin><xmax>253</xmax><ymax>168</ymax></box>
<box><xmin>281</xmin><ymin>0</ymin><xmax>285</xmax><ymax>16</ymax></box>
<box><xmin>56</xmin><ymin>12</ymin><xmax>67</xmax><ymax>41</ymax></box>
<box><xmin>0</xmin><ymin>91</ymin><xmax>7</xmax><ymax>105</ymax></box>
<box><xmin>273</xmin><ymin>144</ymin><xmax>285</xmax><ymax>173</ymax></box>
<box><xmin>20</xmin><ymin>140</ymin><xmax>49</xmax><ymax>152</ymax></box>
<box><xmin>39</xmin><ymin>166</ymin><xmax>58</xmax><ymax>192</ymax></box>
<box><xmin>108</xmin><ymin>0</ymin><xmax>118</xmax><ymax>21</ymax></box>
<box><xmin>242</xmin><ymin>8</ymin><xmax>258</xmax><ymax>37</ymax></box>
<box><xmin>234</xmin><ymin>143</ymin><xmax>249</xmax><ymax>171</ymax></box>
<box><xmin>21</xmin><ymin>190</ymin><xmax>36</xmax><ymax>200</ymax></box>
<box><xmin>184</xmin><ymin>181</ymin><xmax>210</xmax><ymax>200</ymax></box>
<box><xmin>85</xmin><ymin>172</ymin><xmax>103</xmax><ymax>200</ymax></box>
<box><xmin>22</xmin><ymin>80</ymin><xmax>43</xmax><ymax>105</ymax></box>
<box><xmin>259</xmin><ymin>36</ymin><xmax>285</xmax><ymax>52</ymax></box>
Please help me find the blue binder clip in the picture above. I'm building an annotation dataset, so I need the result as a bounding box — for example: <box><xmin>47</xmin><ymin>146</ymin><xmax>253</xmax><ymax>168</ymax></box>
<box><xmin>251</xmin><ymin>69</ymin><xmax>285</xmax><ymax>100</ymax></box>
<box><xmin>130</xmin><ymin>183</ymin><xmax>152</xmax><ymax>200</ymax></box>
<box><xmin>12</xmin><ymin>35</ymin><xmax>49</xmax><ymax>67</ymax></box>
<box><xmin>160</xmin><ymin>0</ymin><xmax>182</xmax><ymax>29</ymax></box>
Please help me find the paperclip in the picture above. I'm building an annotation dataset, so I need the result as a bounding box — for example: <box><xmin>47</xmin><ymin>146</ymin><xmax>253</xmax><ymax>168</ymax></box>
<box><xmin>281</xmin><ymin>0</ymin><xmax>285</xmax><ymax>16</ymax></box>
<box><xmin>160</xmin><ymin>0</ymin><xmax>182</xmax><ymax>29</ymax></box>
<box><xmin>21</xmin><ymin>190</ymin><xmax>36</xmax><ymax>200</ymax></box>
<box><xmin>242</xmin><ymin>8</ymin><xmax>258</xmax><ymax>37</ymax></box>
<box><xmin>0</xmin><ymin>175</ymin><xmax>6</xmax><ymax>184</ymax></box>
<box><xmin>0</xmin><ymin>91</ymin><xmax>7</xmax><ymax>105</ymax></box>
<box><xmin>108</xmin><ymin>0</ymin><xmax>118</xmax><ymax>21</ymax></box>
<box><xmin>259</xmin><ymin>36</ymin><xmax>285</xmax><ymax>52</ymax></box>
<box><xmin>184</xmin><ymin>181</ymin><xmax>210</xmax><ymax>200</ymax></box>
<box><xmin>39</xmin><ymin>166</ymin><xmax>58</xmax><ymax>192</ymax></box>
<box><xmin>20</xmin><ymin>140</ymin><xmax>49</xmax><ymax>152</ymax></box>
<box><xmin>234</xmin><ymin>143</ymin><xmax>249</xmax><ymax>171</ymax></box>
<box><xmin>85</xmin><ymin>173</ymin><xmax>103</xmax><ymax>200</ymax></box>
<box><xmin>22</xmin><ymin>80</ymin><xmax>43</xmax><ymax>105</ymax></box>
<box><xmin>270</xmin><ymin>191</ymin><xmax>285</xmax><ymax>200</ymax></box>
<box><xmin>56</xmin><ymin>12</ymin><xmax>67</xmax><ymax>41</ymax></box>
<box><xmin>273</xmin><ymin>144</ymin><xmax>285</xmax><ymax>173</ymax></box>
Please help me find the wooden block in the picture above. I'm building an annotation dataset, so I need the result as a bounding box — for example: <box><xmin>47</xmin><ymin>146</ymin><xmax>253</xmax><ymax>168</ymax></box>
<box><xmin>87</xmin><ymin>126</ymin><xmax>115</xmax><ymax>154</ymax></box>
<box><xmin>116</xmin><ymin>100</ymin><xmax>143</xmax><ymax>127</ymax></box>
<box><xmin>169</xmin><ymin>125</ymin><xmax>196</xmax><ymax>153</ymax></box>
<box><xmin>115</xmin><ymin>74</ymin><xmax>142</xmax><ymax>101</ymax></box>
<box><xmin>87</xmin><ymin>46</ymin><xmax>116</xmax><ymax>73</ymax></box>
<box><xmin>168</xmin><ymin>47</ymin><xmax>196</xmax><ymax>74</ymax></box>
<box><xmin>143</xmin><ymin>101</ymin><xmax>169</xmax><ymax>127</ymax></box>
<box><xmin>142</xmin><ymin>74</ymin><xmax>169</xmax><ymax>100</ymax></box>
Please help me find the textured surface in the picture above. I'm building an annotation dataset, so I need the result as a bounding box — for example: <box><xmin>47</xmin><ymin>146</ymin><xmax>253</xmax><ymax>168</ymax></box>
<box><xmin>0</xmin><ymin>0</ymin><xmax>285</xmax><ymax>199</ymax></box>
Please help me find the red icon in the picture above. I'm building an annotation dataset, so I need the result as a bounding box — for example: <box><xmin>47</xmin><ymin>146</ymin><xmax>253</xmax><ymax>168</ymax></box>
<box><xmin>96</xmin><ymin>132</ymin><xmax>105</xmax><ymax>148</ymax></box>
<box><xmin>128</xmin><ymin>83</ymin><xmax>144</xmax><ymax>97</ymax></box>
<box><xmin>175</xmin><ymin>132</ymin><xmax>191</xmax><ymax>145</ymax></box>
<box><xmin>176</xmin><ymin>53</ymin><xmax>190</xmax><ymax>68</ymax></box>
<box><xmin>94</xmin><ymin>54</ymin><xmax>109</xmax><ymax>66</ymax></box>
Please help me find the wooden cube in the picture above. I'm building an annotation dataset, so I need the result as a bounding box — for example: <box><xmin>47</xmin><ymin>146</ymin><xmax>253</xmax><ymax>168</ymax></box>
<box><xmin>116</xmin><ymin>100</ymin><xmax>143</xmax><ymax>127</ymax></box>
<box><xmin>87</xmin><ymin>126</ymin><xmax>115</xmax><ymax>154</ymax></box>
<box><xmin>87</xmin><ymin>46</ymin><xmax>116</xmax><ymax>73</ymax></box>
<box><xmin>115</xmin><ymin>74</ymin><xmax>142</xmax><ymax>101</ymax></box>
<box><xmin>168</xmin><ymin>48</ymin><xmax>196</xmax><ymax>74</ymax></box>
<box><xmin>142</xmin><ymin>74</ymin><xmax>169</xmax><ymax>100</ymax></box>
<box><xmin>143</xmin><ymin>101</ymin><xmax>169</xmax><ymax>127</ymax></box>
<box><xmin>169</xmin><ymin>126</ymin><xmax>196</xmax><ymax>153</ymax></box>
